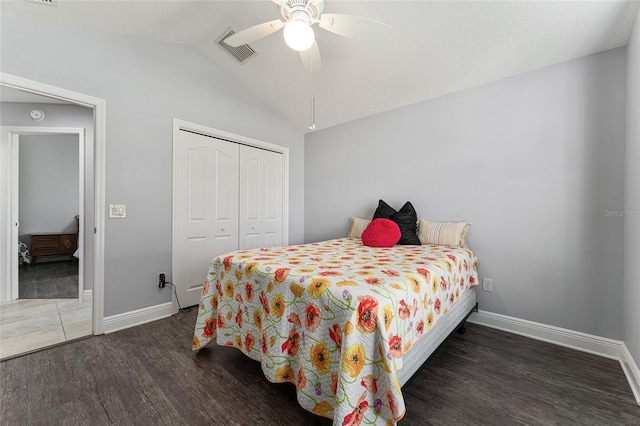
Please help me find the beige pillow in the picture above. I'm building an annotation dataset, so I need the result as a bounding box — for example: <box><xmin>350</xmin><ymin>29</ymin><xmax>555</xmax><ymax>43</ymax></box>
<box><xmin>348</xmin><ymin>217</ymin><xmax>371</xmax><ymax>239</ymax></box>
<box><xmin>417</xmin><ymin>219</ymin><xmax>470</xmax><ymax>248</ymax></box>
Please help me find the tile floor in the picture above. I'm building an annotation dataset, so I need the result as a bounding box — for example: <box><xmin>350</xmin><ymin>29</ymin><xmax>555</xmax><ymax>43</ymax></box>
<box><xmin>0</xmin><ymin>294</ymin><xmax>92</xmax><ymax>360</ymax></box>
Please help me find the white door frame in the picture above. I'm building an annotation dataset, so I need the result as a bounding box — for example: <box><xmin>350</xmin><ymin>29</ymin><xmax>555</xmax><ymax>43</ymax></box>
<box><xmin>0</xmin><ymin>72</ymin><xmax>106</xmax><ymax>335</ymax></box>
<box><xmin>2</xmin><ymin>127</ymin><xmax>85</xmax><ymax>301</ymax></box>
<box><xmin>171</xmin><ymin>118</ymin><xmax>290</xmax><ymax>313</ymax></box>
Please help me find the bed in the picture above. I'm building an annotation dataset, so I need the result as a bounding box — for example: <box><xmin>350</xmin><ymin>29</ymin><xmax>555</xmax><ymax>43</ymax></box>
<box><xmin>18</xmin><ymin>240</ymin><xmax>31</xmax><ymax>264</ymax></box>
<box><xmin>193</xmin><ymin>237</ymin><xmax>479</xmax><ymax>425</ymax></box>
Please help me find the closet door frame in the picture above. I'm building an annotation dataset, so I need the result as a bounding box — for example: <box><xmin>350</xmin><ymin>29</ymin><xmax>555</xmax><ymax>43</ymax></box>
<box><xmin>171</xmin><ymin>119</ymin><xmax>289</xmax><ymax>312</ymax></box>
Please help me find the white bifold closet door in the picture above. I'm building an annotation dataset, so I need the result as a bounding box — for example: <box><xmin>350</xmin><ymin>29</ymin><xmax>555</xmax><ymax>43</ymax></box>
<box><xmin>174</xmin><ymin>130</ymin><xmax>283</xmax><ymax>308</ymax></box>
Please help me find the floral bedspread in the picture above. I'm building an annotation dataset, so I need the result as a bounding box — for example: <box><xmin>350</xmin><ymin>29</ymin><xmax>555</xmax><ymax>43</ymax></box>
<box><xmin>193</xmin><ymin>238</ymin><xmax>479</xmax><ymax>425</ymax></box>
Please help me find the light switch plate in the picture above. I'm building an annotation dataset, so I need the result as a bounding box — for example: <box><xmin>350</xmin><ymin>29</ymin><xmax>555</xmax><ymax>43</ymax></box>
<box><xmin>108</xmin><ymin>204</ymin><xmax>126</xmax><ymax>218</ymax></box>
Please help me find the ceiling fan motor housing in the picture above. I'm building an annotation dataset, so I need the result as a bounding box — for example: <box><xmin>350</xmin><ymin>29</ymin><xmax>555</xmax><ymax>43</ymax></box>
<box><xmin>280</xmin><ymin>0</ymin><xmax>324</xmax><ymax>23</ymax></box>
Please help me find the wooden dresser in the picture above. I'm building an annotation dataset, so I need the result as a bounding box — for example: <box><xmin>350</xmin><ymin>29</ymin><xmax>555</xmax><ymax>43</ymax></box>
<box><xmin>30</xmin><ymin>233</ymin><xmax>77</xmax><ymax>264</ymax></box>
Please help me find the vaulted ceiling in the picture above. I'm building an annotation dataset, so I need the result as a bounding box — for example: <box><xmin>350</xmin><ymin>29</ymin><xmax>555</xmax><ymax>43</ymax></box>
<box><xmin>2</xmin><ymin>1</ymin><xmax>638</xmax><ymax>132</ymax></box>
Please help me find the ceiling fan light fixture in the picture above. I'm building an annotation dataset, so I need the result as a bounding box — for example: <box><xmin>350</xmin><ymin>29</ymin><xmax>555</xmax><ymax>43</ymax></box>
<box><xmin>283</xmin><ymin>20</ymin><xmax>315</xmax><ymax>51</ymax></box>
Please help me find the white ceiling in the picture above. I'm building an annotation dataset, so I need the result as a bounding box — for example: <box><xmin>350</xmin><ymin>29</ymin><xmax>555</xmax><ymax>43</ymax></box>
<box><xmin>2</xmin><ymin>1</ymin><xmax>638</xmax><ymax>132</ymax></box>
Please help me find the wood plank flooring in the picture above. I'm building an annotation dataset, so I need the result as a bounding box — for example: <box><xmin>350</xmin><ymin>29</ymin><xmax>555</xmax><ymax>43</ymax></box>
<box><xmin>1</xmin><ymin>308</ymin><xmax>639</xmax><ymax>425</ymax></box>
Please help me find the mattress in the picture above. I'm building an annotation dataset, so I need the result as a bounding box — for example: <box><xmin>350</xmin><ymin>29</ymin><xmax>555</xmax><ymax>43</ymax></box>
<box><xmin>397</xmin><ymin>285</ymin><xmax>476</xmax><ymax>386</ymax></box>
<box><xmin>193</xmin><ymin>238</ymin><xmax>479</xmax><ymax>425</ymax></box>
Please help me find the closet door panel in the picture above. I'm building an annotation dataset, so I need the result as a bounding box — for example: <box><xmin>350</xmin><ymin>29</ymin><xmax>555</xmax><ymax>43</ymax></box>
<box><xmin>186</xmin><ymin>236</ymin><xmax>208</xmax><ymax>299</ymax></box>
<box><xmin>264</xmin><ymin>156</ymin><xmax>279</xmax><ymax>220</ymax></box>
<box><xmin>261</xmin><ymin>150</ymin><xmax>284</xmax><ymax>245</ymax></box>
<box><xmin>239</xmin><ymin>148</ymin><xmax>261</xmax><ymax>249</ymax></box>
<box><xmin>187</xmin><ymin>148</ymin><xmax>207</xmax><ymax>221</ymax></box>
<box><xmin>175</xmin><ymin>131</ymin><xmax>239</xmax><ymax>308</ymax></box>
<box><xmin>239</xmin><ymin>146</ymin><xmax>283</xmax><ymax>250</ymax></box>
<box><xmin>264</xmin><ymin>232</ymin><xmax>280</xmax><ymax>248</ymax></box>
<box><xmin>213</xmin><ymin>149</ymin><xmax>235</xmax><ymax>222</ymax></box>
<box><xmin>243</xmin><ymin>157</ymin><xmax>260</xmax><ymax>221</ymax></box>
<box><xmin>211</xmin><ymin>147</ymin><xmax>238</xmax><ymax>246</ymax></box>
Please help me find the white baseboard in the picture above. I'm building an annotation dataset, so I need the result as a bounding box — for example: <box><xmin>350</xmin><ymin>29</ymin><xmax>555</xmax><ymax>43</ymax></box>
<box><xmin>468</xmin><ymin>310</ymin><xmax>622</xmax><ymax>359</ymax></box>
<box><xmin>620</xmin><ymin>343</ymin><xmax>640</xmax><ymax>405</ymax></box>
<box><xmin>469</xmin><ymin>310</ymin><xmax>640</xmax><ymax>406</ymax></box>
<box><xmin>103</xmin><ymin>302</ymin><xmax>174</xmax><ymax>334</ymax></box>
<box><xmin>83</xmin><ymin>289</ymin><xmax>92</xmax><ymax>301</ymax></box>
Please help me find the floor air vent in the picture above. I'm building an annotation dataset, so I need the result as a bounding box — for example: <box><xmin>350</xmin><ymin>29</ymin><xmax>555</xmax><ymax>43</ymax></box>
<box><xmin>217</xmin><ymin>28</ymin><xmax>256</xmax><ymax>64</ymax></box>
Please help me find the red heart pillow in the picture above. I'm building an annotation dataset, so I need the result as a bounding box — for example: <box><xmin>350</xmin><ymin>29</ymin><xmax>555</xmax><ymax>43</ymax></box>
<box><xmin>362</xmin><ymin>218</ymin><xmax>401</xmax><ymax>248</ymax></box>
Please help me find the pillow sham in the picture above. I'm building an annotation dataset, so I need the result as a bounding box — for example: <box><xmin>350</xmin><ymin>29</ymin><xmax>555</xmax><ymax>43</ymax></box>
<box><xmin>348</xmin><ymin>217</ymin><xmax>371</xmax><ymax>239</ymax></box>
<box><xmin>372</xmin><ymin>200</ymin><xmax>421</xmax><ymax>245</ymax></box>
<box><xmin>417</xmin><ymin>219</ymin><xmax>470</xmax><ymax>248</ymax></box>
<box><xmin>361</xmin><ymin>218</ymin><xmax>401</xmax><ymax>247</ymax></box>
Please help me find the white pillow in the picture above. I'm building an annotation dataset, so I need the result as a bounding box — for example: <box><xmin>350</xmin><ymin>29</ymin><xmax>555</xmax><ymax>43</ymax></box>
<box><xmin>417</xmin><ymin>219</ymin><xmax>470</xmax><ymax>248</ymax></box>
<box><xmin>348</xmin><ymin>217</ymin><xmax>371</xmax><ymax>239</ymax></box>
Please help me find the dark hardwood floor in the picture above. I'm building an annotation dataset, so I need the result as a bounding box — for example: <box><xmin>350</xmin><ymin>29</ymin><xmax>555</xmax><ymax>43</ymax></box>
<box><xmin>1</xmin><ymin>308</ymin><xmax>639</xmax><ymax>425</ymax></box>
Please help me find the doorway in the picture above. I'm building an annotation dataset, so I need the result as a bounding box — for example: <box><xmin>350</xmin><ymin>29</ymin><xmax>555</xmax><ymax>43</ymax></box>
<box><xmin>0</xmin><ymin>72</ymin><xmax>106</xmax><ymax>359</ymax></box>
<box><xmin>15</xmin><ymin>131</ymin><xmax>84</xmax><ymax>300</ymax></box>
<box><xmin>0</xmin><ymin>127</ymin><xmax>88</xmax><ymax>359</ymax></box>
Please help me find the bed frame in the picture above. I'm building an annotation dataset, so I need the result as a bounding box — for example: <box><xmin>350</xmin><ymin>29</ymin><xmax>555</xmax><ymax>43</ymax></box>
<box><xmin>398</xmin><ymin>286</ymin><xmax>478</xmax><ymax>387</ymax></box>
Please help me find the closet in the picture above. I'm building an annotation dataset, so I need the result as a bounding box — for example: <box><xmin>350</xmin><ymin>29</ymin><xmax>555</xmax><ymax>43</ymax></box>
<box><xmin>173</xmin><ymin>129</ymin><xmax>284</xmax><ymax>308</ymax></box>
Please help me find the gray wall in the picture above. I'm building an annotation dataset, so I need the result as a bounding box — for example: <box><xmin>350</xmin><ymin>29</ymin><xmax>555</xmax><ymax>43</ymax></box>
<box><xmin>1</xmin><ymin>102</ymin><xmax>94</xmax><ymax>289</ymax></box>
<box><xmin>19</xmin><ymin>134</ymin><xmax>79</xmax><ymax>239</ymax></box>
<box><xmin>624</xmin><ymin>8</ymin><xmax>640</xmax><ymax>370</ymax></box>
<box><xmin>305</xmin><ymin>48</ymin><xmax>627</xmax><ymax>340</ymax></box>
<box><xmin>1</xmin><ymin>15</ymin><xmax>305</xmax><ymax>316</ymax></box>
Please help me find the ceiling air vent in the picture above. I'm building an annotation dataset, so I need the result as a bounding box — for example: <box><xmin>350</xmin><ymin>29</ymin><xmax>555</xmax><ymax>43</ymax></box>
<box><xmin>25</xmin><ymin>0</ymin><xmax>57</xmax><ymax>6</ymax></box>
<box><xmin>217</xmin><ymin>28</ymin><xmax>256</xmax><ymax>64</ymax></box>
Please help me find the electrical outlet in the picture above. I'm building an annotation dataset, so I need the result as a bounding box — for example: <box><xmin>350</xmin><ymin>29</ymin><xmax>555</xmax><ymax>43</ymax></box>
<box><xmin>158</xmin><ymin>272</ymin><xmax>166</xmax><ymax>289</ymax></box>
<box><xmin>482</xmin><ymin>278</ymin><xmax>493</xmax><ymax>292</ymax></box>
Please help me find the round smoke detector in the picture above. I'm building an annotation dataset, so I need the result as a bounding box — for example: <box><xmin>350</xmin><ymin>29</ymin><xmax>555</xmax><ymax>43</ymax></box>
<box><xmin>30</xmin><ymin>109</ymin><xmax>45</xmax><ymax>121</ymax></box>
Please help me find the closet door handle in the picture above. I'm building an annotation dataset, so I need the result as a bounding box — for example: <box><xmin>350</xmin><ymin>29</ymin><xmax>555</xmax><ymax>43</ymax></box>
<box><xmin>251</xmin><ymin>226</ymin><xmax>255</xmax><ymax>230</ymax></box>
<box><xmin>221</xmin><ymin>227</ymin><xmax>225</xmax><ymax>231</ymax></box>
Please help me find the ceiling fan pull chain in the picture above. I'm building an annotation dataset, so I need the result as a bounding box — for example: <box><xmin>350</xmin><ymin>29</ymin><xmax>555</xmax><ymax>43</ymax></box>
<box><xmin>309</xmin><ymin>97</ymin><xmax>316</xmax><ymax>131</ymax></box>
<box><xmin>309</xmin><ymin>54</ymin><xmax>317</xmax><ymax>131</ymax></box>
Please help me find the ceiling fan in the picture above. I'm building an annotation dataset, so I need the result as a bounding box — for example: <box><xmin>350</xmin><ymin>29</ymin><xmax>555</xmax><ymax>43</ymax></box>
<box><xmin>224</xmin><ymin>0</ymin><xmax>392</xmax><ymax>74</ymax></box>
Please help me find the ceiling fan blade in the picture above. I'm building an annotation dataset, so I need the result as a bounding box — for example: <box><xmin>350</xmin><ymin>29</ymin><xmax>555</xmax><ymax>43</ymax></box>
<box><xmin>224</xmin><ymin>19</ymin><xmax>285</xmax><ymax>47</ymax></box>
<box><xmin>319</xmin><ymin>13</ymin><xmax>391</xmax><ymax>42</ymax></box>
<box><xmin>299</xmin><ymin>40</ymin><xmax>321</xmax><ymax>75</ymax></box>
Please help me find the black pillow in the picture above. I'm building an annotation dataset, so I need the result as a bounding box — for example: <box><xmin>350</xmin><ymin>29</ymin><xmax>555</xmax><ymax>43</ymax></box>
<box><xmin>372</xmin><ymin>200</ymin><xmax>421</xmax><ymax>245</ymax></box>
